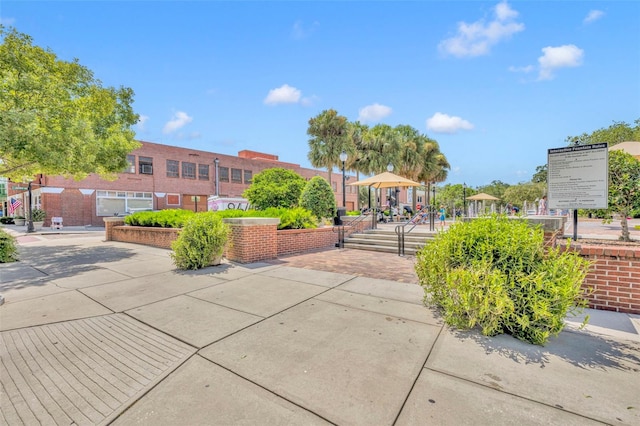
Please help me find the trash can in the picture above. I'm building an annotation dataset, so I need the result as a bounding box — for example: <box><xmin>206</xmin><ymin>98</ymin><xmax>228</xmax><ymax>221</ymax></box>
<box><xmin>334</xmin><ymin>208</ymin><xmax>346</xmax><ymax>225</ymax></box>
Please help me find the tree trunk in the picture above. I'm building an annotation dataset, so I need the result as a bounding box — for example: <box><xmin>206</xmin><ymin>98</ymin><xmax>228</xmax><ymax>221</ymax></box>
<box><xmin>620</xmin><ymin>215</ymin><xmax>631</xmax><ymax>241</ymax></box>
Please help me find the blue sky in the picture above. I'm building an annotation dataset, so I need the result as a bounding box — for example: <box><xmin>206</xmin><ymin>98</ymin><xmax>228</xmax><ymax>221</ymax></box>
<box><xmin>2</xmin><ymin>1</ymin><xmax>639</xmax><ymax>187</ymax></box>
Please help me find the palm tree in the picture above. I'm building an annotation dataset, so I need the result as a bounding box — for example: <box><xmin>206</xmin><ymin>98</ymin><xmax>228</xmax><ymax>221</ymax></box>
<box><xmin>307</xmin><ymin>109</ymin><xmax>349</xmax><ymax>187</ymax></box>
<box><xmin>416</xmin><ymin>138</ymin><xmax>450</xmax><ymax>206</ymax></box>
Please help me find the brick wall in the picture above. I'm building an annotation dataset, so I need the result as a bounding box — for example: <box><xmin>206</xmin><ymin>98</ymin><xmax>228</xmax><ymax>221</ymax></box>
<box><xmin>224</xmin><ymin>218</ymin><xmax>279</xmax><ymax>263</ymax></box>
<box><xmin>105</xmin><ymin>217</ymin><xmax>180</xmax><ymax>249</ymax></box>
<box><xmin>559</xmin><ymin>241</ymin><xmax>640</xmax><ymax>315</ymax></box>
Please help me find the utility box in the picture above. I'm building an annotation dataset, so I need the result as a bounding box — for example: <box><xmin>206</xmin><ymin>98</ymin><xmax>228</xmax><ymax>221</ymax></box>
<box><xmin>334</xmin><ymin>208</ymin><xmax>346</xmax><ymax>225</ymax></box>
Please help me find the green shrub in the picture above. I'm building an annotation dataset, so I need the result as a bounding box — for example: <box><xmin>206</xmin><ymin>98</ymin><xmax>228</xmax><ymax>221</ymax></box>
<box><xmin>299</xmin><ymin>176</ymin><xmax>336</xmax><ymax>220</ymax></box>
<box><xmin>346</xmin><ymin>210</ymin><xmax>361</xmax><ymax>216</ymax></box>
<box><xmin>125</xmin><ymin>209</ymin><xmax>195</xmax><ymax>228</ymax></box>
<box><xmin>0</xmin><ymin>217</ymin><xmax>15</xmax><ymax>224</ymax></box>
<box><xmin>0</xmin><ymin>229</ymin><xmax>18</xmax><ymax>263</ymax></box>
<box><xmin>124</xmin><ymin>207</ymin><xmax>318</xmax><ymax>230</ymax></box>
<box><xmin>170</xmin><ymin>212</ymin><xmax>230</xmax><ymax>270</ymax></box>
<box><xmin>415</xmin><ymin>215</ymin><xmax>591</xmax><ymax>345</ymax></box>
<box><xmin>275</xmin><ymin>207</ymin><xmax>317</xmax><ymax>230</ymax></box>
<box><xmin>30</xmin><ymin>208</ymin><xmax>46</xmax><ymax>221</ymax></box>
<box><xmin>243</xmin><ymin>168</ymin><xmax>306</xmax><ymax>209</ymax></box>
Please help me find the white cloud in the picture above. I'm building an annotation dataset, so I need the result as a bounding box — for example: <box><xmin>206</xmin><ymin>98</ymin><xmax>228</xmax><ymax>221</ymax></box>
<box><xmin>508</xmin><ymin>65</ymin><xmax>534</xmax><ymax>73</ymax></box>
<box><xmin>438</xmin><ymin>1</ymin><xmax>524</xmax><ymax>58</ymax></box>
<box><xmin>426</xmin><ymin>112</ymin><xmax>474</xmax><ymax>134</ymax></box>
<box><xmin>291</xmin><ymin>20</ymin><xmax>319</xmax><ymax>40</ymax></box>
<box><xmin>162</xmin><ymin>111</ymin><xmax>193</xmax><ymax>134</ymax></box>
<box><xmin>357</xmin><ymin>103</ymin><xmax>392</xmax><ymax>123</ymax></box>
<box><xmin>537</xmin><ymin>44</ymin><xmax>584</xmax><ymax>80</ymax></box>
<box><xmin>136</xmin><ymin>115</ymin><xmax>149</xmax><ymax>130</ymax></box>
<box><xmin>584</xmin><ymin>10</ymin><xmax>604</xmax><ymax>24</ymax></box>
<box><xmin>264</xmin><ymin>84</ymin><xmax>302</xmax><ymax>105</ymax></box>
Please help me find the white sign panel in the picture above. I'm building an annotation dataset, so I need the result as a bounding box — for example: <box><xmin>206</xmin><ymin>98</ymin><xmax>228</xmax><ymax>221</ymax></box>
<box><xmin>547</xmin><ymin>143</ymin><xmax>608</xmax><ymax>209</ymax></box>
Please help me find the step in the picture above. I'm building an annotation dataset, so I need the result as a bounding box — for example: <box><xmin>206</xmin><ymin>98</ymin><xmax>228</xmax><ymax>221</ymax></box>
<box><xmin>342</xmin><ymin>242</ymin><xmax>420</xmax><ymax>255</ymax></box>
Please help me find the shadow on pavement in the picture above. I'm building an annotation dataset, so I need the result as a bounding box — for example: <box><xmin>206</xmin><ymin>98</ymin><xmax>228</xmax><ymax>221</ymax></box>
<box><xmin>451</xmin><ymin>328</ymin><xmax>640</xmax><ymax>371</ymax></box>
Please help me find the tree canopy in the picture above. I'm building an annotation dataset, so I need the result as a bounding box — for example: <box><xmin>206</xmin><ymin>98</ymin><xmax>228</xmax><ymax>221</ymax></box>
<box><xmin>242</xmin><ymin>168</ymin><xmax>306</xmax><ymax>210</ymax></box>
<box><xmin>299</xmin><ymin>175</ymin><xmax>336</xmax><ymax>220</ymax></box>
<box><xmin>565</xmin><ymin>119</ymin><xmax>640</xmax><ymax>146</ymax></box>
<box><xmin>0</xmin><ymin>26</ymin><xmax>140</xmax><ymax>181</ymax></box>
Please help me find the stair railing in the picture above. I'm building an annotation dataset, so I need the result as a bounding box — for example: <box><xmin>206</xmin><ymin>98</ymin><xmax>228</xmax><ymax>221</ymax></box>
<box><xmin>394</xmin><ymin>211</ymin><xmax>424</xmax><ymax>256</ymax></box>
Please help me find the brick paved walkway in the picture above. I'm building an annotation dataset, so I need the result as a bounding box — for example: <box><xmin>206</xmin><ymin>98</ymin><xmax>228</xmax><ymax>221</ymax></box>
<box><xmin>268</xmin><ymin>248</ymin><xmax>420</xmax><ymax>284</ymax></box>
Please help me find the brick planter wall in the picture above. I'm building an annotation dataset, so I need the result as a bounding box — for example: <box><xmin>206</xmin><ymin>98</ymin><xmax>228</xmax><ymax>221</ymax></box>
<box><xmin>559</xmin><ymin>241</ymin><xmax>640</xmax><ymax>315</ymax></box>
<box><xmin>104</xmin><ymin>216</ymin><xmax>373</xmax><ymax>264</ymax></box>
<box><xmin>278</xmin><ymin>227</ymin><xmax>339</xmax><ymax>256</ymax></box>
<box><xmin>104</xmin><ymin>217</ymin><xmax>180</xmax><ymax>249</ymax></box>
<box><xmin>223</xmin><ymin>218</ymin><xmax>279</xmax><ymax>263</ymax></box>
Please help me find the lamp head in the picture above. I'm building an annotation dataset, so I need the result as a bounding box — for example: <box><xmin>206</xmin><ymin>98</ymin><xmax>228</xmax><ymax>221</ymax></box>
<box><xmin>339</xmin><ymin>151</ymin><xmax>347</xmax><ymax>162</ymax></box>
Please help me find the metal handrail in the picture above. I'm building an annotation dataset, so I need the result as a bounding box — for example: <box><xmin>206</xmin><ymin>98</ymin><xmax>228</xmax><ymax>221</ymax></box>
<box><xmin>333</xmin><ymin>213</ymin><xmax>370</xmax><ymax>248</ymax></box>
<box><xmin>394</xmin><ymin>212</ymin><xmax>423</xmax><ymax>256</ymax></box>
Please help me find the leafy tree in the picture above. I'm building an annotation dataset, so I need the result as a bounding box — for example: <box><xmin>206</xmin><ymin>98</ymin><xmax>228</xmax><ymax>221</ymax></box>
<box><xmin>502</xmin><ymin>182</ymin><xmax>546</xmax><ymax>210</ymax></box>
<box><xmin>566</xmin><ymin>119</ymin><xmax>640</xmax><ymax>146</ymax></box>
<box><xmin>299</xmin><ymin>176</ymin><xmax>336</xmax><ymax>220</ymax></box>
<box><xmin>531</xmin><ymin>164</ymin><xmax>547</xmax><ymax>183</ymax></box>
<box><xmin>477</xmin><ymin>180</ymin><xmax>511</xmax><ymax>201</ymax></box>
<box><xmin>0</xmin><ymin>26</ymin><xmax>140</xmax><ymax>181</ymax></box>
<box><xmin>242</xmin><ymin>168</ymin><xmax>306</xmax><ymax>209</ymax></box>
<box><xmin>307</xmin><ymin>109</ymin><xmax>349</xmax><ymax>188</ymax></box>
<box><xmin>607</xmin><ymin>150</ymin><xmax>640</xmax><ymax>241</ymax></box>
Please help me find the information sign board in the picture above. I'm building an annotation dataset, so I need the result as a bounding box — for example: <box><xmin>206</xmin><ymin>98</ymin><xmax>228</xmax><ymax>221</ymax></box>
<box><xmin>547</xmin><ymin>143</ymin><xmax>608</xmax><ymax>209</ymax></box>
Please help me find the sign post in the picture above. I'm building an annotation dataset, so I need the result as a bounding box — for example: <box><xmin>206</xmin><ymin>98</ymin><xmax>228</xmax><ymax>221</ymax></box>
<box><xmin>547</xmin><ymin>143</ymin><xmax>608</xmax><ymax>240</ymax></box>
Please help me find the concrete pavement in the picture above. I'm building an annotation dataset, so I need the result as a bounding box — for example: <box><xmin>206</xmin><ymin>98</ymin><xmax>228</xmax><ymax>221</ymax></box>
<box><xmin>1</xmin><ymin>227</ymin><xmax>639</xmax><ymax>425</ymax></box>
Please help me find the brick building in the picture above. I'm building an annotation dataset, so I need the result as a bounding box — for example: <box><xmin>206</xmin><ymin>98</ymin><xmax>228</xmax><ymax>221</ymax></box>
<box><xmin>6</xmin><ymin>140</ymin><xmax>408</xmax><ymax>227</ymax></box>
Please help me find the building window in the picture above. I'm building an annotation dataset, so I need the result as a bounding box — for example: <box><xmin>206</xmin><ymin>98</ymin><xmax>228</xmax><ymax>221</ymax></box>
<box><xmin>139</xmin><ymin>156</ymin><xmax>153</xmax><ymax>175</ymax></box>
<box><xmin>166</xmin><ymin>160</ymin><xmax>179</xmax><ymax>178</ymax></box>
<box><xmin>231</xmin><ymin>168</ymin><xmax>242</xmax><ymax>183</ymax></box>
<box><xmin>166</xmin><ymin>194</ymin><xmax>180</xmax><ymax>205</ymax></box>
<box><xmin>182</xmin><ymin>162</ymin><xmax>196</xmax><ymax>179</ymax></box>
<box><xmin>243</xmin><ymin>170</ymin><xmax>252</xmax><ymax>184</ymax></box>
<box><xmin>219</xmin><ymin>167</ymin><xmax>229</xmax><ymax>182</ymax></box>
<box><xmin>332</xmin><ymin>181</ymin><xmax>337</xmax><ymax>191</ymax></box>
<box><xmin>125</xmin><ymin>155</ymin><xmax>136</xmax><ymax>173</ymax></box>
<box><xmin>198</xmin><ymin>164</ymin><xmax>209</xmax><ymax>180</ymax></box>
<box><xmin>96</xmin><ymin>190</ymin><xmax>153</xmax><ymax>216</ymax></box>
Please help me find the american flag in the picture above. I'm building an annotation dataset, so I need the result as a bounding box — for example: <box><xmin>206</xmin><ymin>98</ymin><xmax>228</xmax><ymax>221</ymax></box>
<box><xmin>8</xmin><ymin>198</ymin><xmax>22</xmax><ymax>215</ymax></box>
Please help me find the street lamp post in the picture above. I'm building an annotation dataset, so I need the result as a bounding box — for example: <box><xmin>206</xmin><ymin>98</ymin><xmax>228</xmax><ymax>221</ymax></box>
<box><xmin>27</xmin><ymin>182</ymin><xmax>34</xmax><ymax>233</ymax></box>
<box><xmin>432</xmin><ymin>182</ymin><xmax>436</xmax><ymax>207</ymax></box>
<box><xmin>463</xmin><ymin>183</ymin><xmax>467</xmax><ymax>217</ymax></box>
<box><xmin>340</xmin><ymin>151</ymin><xmax>347</xmax><ymax>208</ymax></box>
<box><xmin>214</xmin><ymin>158</ymin><xmax>220</xmax><ymax>197</ymax></box>
<box><xmin>386</xmin><ymin>163</ymin><xmax>393</xmax><ymax>221</ymax></box>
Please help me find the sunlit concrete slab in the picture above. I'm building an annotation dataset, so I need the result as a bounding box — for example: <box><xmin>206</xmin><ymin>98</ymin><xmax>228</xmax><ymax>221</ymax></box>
<box><xmin>0</xmin><ymin>290</ymin><xmax>112</xmax><ymax>330</ymax></box>
<box><xmin>337</xmin><ymin>276</ymin><xmax>425</xmax><ymax>304</ymax></box>
<box><xmin>112</xmin><ymin>356</ymin><xmax>330</xmax><ymax>425</ymax></box>
<box><xmin>126</xmin><ymin>295</ymin><xmax>262</xmax><ymax>348</ymax></box>
<box><xmin>396</xmin><ymin>369</ymin><xmax>601</xmax><ymax>425</ymax></box>
<box><xmin>316</xmin><ymin>288</ymin><xmax>441</xmax><ymax>326</ymax></box>
<box><xmin>200</xmin><ymin>299</ymin><xmax>440</xmax><ymax>425</ymax></box>
<box><xmin>425</xmin><ymin>328</ymin><xmax>640</xmax><ymax>425</ymax></box>
<box><xmin>80</xmin><ymin>272</ymin><xmax>224</xmax><ymax>312</ymax></box>
<box><xmin>258</xmin><ymin>266</ymin><xmax>354</xmax><ymax>288</ymax></box>
<box><xmin>188</xmin><ymin>275</ymin><xmax>328</xmax><ymax>317</ymax></box>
